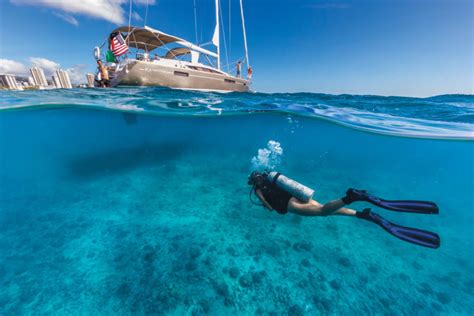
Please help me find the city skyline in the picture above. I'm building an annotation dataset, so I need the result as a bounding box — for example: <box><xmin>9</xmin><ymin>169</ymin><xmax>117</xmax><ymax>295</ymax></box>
<box><xmin>0</xmin><ymin>65</ymin><xmax>73</xmax><ymax>90</ymax></box>
<box><xmin>0</xmin><ymin>0</ymin><xmax>473</xmax><ymax>96</ymax></box>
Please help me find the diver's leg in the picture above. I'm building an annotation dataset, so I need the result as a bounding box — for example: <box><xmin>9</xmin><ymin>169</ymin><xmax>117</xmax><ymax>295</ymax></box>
<box><xmin>320</xmin><ymin>198</ymin><xmax>357</xmax><ymax>216</ymax></box>
<box><xmin>288</xmin><ymin>198</ymin><xmax>356</xmax><ymax>217</ymax></box>
<box><xmin>330</xmin><ymin>206</ymin><xmax>357</xmax><ymax>216</ymax></box>
<box><xmin>321</xmin><ymin>199</ymin><xmax>346</xmax><ymax>213</ymax></box>
<box><xmin>287</xmin><ymin>198</ymin><xmax>321</xmax><ymax>216</ymax></box>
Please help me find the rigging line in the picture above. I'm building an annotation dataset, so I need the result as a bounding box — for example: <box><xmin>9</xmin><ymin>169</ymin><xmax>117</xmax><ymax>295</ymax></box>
<box><xmin>200</xmin><ymin>23</ymin><xmax>202</xmax><ymax>44</ymax></box>
<box><xmin>144</xmin><ymin>0</ymin><xmax>149</xmax><ymax>26</ymax></box>
<box><xmin>222</xmin><ymin>54</ymin><xmax>245</xmax><ymax>72</ymax></box>
<box><xmin>229</xmin><ymin>0</ymin><xmax>231</xmax><ymax>58</ymax></box>
<box><xmin>193</xmin><ymin>0</ymin><xmax>199</xmax><ymax>44</ymax></box>
<box><xmin>128</xmin><ymin>0</ymin><xmax>133</xmax><ymax>30</ymax></box>
<box><xmin>218</xmin><ymin>0</ymin><xmax>230</xmax><ymax>73</ymax></box>
<box><xmin>98</xmin><ymin>40</ymin><xmax>106</xmax><ymax>49</ymax></box>
<box><xmin>205</xmin><ymin>55</ymin><xmax>215</xmax><ymax>68</ymax></box>
<box><xmin>150</xmin><ymin>32</ymin><xmax>172</xmax><ymax>58</ymax></box>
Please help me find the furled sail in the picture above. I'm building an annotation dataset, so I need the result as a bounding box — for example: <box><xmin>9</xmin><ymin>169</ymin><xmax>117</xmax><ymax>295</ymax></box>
<box><xmin>212</xmin><ymin>24</ymin><xmax>219</xmax><ymax>47</ymax></box>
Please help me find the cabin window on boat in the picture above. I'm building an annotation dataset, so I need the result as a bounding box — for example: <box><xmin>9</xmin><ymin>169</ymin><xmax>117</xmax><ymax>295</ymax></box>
<box><xmin>174</xmin><ymin>71</ymin><xmax>189</xmax><ymax>77</ymax></box>
<box><xmin>188</xmin><ymin>66</ymin><xmax>220</xmax><ymax>74</ymax></box>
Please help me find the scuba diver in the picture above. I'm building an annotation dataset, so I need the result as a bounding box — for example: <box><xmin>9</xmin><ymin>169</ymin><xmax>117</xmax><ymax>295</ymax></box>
<box><xmin>248</xmin><ymin>171</ymin><xmax>440</xmax><ymax>249</ymax></box>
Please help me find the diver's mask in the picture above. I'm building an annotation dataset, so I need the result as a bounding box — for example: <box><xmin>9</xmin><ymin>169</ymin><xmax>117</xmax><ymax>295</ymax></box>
<box><xmin>247</xmin><ymin>171</ymin><xmax>267</xmax><ymax>188</ymax></box>
<box><xmin>248</xmin><ymin>171</ymin><xmax>268</xmax><ymax>206</ymax></box>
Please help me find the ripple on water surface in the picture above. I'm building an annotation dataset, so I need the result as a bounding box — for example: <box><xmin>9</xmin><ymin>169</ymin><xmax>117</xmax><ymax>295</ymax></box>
<box><xmin>0</xmin><ymin>88</ymin><xmax>473</xmax><ymax>139</ymax></box>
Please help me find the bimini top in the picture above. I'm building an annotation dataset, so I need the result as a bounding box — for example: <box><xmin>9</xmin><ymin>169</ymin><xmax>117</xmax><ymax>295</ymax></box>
<box><xmin>165</xmin><ymin>47</ymin><xmax>191</xmax><ymax>59</ymax></box>
<box><xmin>112</xmin><ymin>26</ymin><xmax>217</xmax><ymax>58</ymax></box>
<box><xmin>113</xmin><ymin>26</ymin><xmax>179</xmax><ymax>50</ymax></box>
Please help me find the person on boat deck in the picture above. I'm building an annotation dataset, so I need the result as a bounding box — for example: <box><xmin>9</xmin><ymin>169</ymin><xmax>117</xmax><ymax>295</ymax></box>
<box><xmin>236</xmin><ymin>61</ymin><xmax>242</xmax><ymax>78</ymax></box>
<box><xmin>97</xmin><ymin>60</ymin><xmax>110</xmax><ymax>88</ymax></box>
<box><xmin>247</xmin><ymin>66</ymin><xmax>253</xmax><ymax>80</ymax></box>
<box><xmin>247</xmin><ymin>171</ymin><xmax>441</xmax><ymax>249</ymax></box>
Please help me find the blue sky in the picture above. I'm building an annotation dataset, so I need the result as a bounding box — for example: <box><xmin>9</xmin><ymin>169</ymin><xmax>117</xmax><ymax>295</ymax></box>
<box><xmin>0</xmin><ymin>0</ymin><xmax>472</xmax><ymax>96</ymax></box>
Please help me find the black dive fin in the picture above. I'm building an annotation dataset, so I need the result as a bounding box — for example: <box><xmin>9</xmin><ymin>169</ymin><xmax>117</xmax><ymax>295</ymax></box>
<box><xmin>357</xmin><ymin>209</ymin><xmax>440</xmax><ymax>249</ymax></box>
<box><xmin>345</xmin><ymin>189</ymin><xmax>439</xmax><ymax>214</ymax></box>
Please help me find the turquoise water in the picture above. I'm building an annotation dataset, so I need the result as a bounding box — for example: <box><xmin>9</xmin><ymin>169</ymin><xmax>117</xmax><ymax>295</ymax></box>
<box><xmin>0</xmin><ymin>88</ymin><xmax>473</xmax><ymax>314</ymax></box>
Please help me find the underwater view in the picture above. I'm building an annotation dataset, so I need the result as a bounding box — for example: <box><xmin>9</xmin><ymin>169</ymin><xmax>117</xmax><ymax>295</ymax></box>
<box><xmin>0</xmin><ymin>88</ymin><xmax>473</xmax><ymax>315</ymax></box>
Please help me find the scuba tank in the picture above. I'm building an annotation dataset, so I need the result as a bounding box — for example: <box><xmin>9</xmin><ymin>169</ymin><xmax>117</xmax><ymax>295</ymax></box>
<box><xmin>267</xmin><ymin>171</ymin><xmax>314</xmax><ymax>202</ymax></box>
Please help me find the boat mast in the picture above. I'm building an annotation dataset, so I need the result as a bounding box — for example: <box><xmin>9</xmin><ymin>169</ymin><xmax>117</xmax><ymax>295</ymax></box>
<box><xmin>213</xmin><ymin>0</ymin><xmax>221</xmax><ymax>70</ymax></box>
<box><xmin>239</xmin><ymin>0</ymin><xmax>250</xmax><ymax>68</ymax></box>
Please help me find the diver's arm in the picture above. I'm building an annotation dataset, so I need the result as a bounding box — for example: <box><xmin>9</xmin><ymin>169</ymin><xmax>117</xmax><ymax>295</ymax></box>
<box><xmin>256</xmin><ymin>189</ymin><xmax>273</xmax><ymax>211</ymax></box>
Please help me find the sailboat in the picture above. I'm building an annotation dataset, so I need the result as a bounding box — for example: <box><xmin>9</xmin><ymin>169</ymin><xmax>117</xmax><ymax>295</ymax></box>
<box><xmin>93</xmin><ymin>0</ymin><xmax>251</xmax><ymax>92</ymax></box>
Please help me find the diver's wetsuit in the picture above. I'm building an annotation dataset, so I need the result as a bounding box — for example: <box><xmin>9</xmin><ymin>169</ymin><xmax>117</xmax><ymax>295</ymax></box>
<box><xmin>259</xmin><ymin>178</ymin><xmax>293</xmax><ymax>214</ymax></box>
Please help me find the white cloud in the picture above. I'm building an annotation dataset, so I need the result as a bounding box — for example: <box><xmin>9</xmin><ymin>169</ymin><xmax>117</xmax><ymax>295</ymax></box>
<box><xmin>11</xmin><ymin>0</ymin><xmax>156</xmax><ymax>25</ymax></box>
<box><xmin>11</xmin><ymin>0</ymin><xmax>126</xmax><ymax>24</ymax></box>
<box><xmin>134</xmin><ymin>0</ymin><xmax>156</xmax><ymax>5</ymax></box>
<box><xmin>1</xmin><ymin>58</ymin><xmax>90</xmax><ymax>83</ymax></box>
<box><xmin>132</xmin><ymin>11</ymin><xmax>142</xmax><ymax>21</ymax></box>
<box><xmin>53</xmin><ymin>12</ymin><xmax>79</xmax><ymax>26</ymax></box>
<box><xmin>29</xmin><ymin>57</ymin><xmax>60</xmax><ymax>76</ymax></box>
<box><xmin>66</xmin><ymin>64</ymin><xmax>88</xmax><ymax>84</ymax></box>
<box><xmin>0</xmin><ymin>59</ymin><xmax>29</xmax><ymax>75</ymax></box>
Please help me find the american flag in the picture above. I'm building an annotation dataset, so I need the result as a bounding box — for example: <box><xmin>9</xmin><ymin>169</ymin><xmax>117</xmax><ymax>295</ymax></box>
<box><xmin>110</xmin><ymin>33</ymin><xmax>128</xmax><ymax>57</ymax></box>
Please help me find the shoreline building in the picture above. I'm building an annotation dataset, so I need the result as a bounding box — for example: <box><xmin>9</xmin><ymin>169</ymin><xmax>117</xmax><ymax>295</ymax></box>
<box><xmin>56</xmin><ymin>69</ymin><xmax>72</xmax><ymax>89</ymax></box>
<box><xmin>52</xmin><ymin>75</ymin><xmax>61</xmax><ymax>89</ymax></box>
<box><xmin>28</xmin><ymin>76</ymin><xmax>35</xmax><ymax>86</ymax></box>
<box><xmin>0</xmin><ymin>74</ymin><xmax>23</xmax><ymax>90</ymax></box>
<box><xmin>86</xmin><ymin>73</ymin><xmax>94</xmax><ymax>88</ymax></box>
<box><xmin>30</xmin><ymin>67</ymin><xmax>48</xmax><ymax>87</ymax></box>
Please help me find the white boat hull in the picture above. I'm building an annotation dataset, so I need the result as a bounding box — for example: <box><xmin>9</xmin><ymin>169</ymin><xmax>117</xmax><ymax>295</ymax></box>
<box><xmin>110</xmin><ymin>60</ymin><xmax>250</xmax><ymax>92</ymax></box>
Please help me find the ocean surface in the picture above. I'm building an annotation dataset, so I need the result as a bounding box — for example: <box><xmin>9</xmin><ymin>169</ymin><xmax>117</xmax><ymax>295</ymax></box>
<box><xmin>0</xmin><ymin>87</ymin><xmax>473</xmax><ymax>315</ymax></box>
